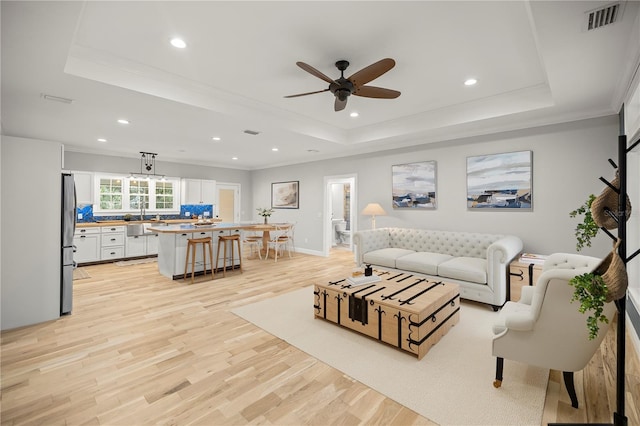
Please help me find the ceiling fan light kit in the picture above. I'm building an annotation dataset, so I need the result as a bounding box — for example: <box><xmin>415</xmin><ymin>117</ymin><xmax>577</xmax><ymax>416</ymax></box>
<box><xmin>285</xmin><ymin>58</ymin><xmax>401</xmax><ymax>111</ymax></box>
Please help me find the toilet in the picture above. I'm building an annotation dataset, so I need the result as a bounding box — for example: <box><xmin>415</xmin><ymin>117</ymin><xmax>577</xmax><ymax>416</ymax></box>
<box><xmin>336</xmin><ymin>220</ymin><xmax>351</xmax><ymax>245</ymax></box>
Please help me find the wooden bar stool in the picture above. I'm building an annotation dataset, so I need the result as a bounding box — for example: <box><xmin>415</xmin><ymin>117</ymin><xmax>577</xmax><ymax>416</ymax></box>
<box><xmin>183</xmin><ymin>237</ymin><xmax>214</xmax><ymax>284</ymax></box>
<box><xmin>215</xmin><ymin>234</ymin><xmax>242</xmax><ymax>277</ymax></box>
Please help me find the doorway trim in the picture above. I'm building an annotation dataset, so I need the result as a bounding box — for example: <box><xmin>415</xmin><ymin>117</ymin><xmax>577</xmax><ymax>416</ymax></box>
<box><xmin>323</xmin><ymin>174</ymin><xmax>357</xmax><ymax>257</ymax></box>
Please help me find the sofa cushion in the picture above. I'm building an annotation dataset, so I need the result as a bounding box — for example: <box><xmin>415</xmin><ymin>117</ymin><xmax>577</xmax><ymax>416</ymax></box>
<box><xmin>363</xmin><ymin>248</ymin><xmax>416</xmax><ymax>268</ymax></box>
<box><xmin>438</xmin><ymin>257</ymin><xmax>487</xmax><ymax>284</ymax></box>
<box><xmin>396</xmin><ymin>252</ymin><xmax>454</xmax><ymax>275</ymax></box>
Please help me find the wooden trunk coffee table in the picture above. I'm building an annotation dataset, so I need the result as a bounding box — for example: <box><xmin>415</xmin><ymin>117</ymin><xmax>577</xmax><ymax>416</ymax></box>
<box><xmin>314</xmin><ymin>269</ymin><xmax>460</xmax><ymax>360</ymax></box>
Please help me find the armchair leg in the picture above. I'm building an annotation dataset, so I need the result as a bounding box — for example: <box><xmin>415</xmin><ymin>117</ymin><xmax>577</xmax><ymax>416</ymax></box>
<box><xmin>493</xmin><ymin>357</ymin><xmax>504</xmax><ymax>388</ymax></box>
<box><xmin>563</xmin><ymin>371</ymin><xmax>579</xmax><ymax>408</ymax></box>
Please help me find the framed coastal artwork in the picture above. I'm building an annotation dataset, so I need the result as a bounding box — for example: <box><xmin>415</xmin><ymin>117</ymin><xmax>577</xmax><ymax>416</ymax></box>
<box><xmin>466</xmin><ymin>150</ymin><xmax>532</xmax><ymax>210</ymax></box>
<box><xmin>271</xmin><ymin>181</ymin><xmax>299</xmax><ymax>209</ymax></box>
<box><xmin>391</xmin><ymin>161</ymin><xmax>437</xmax><ymax>209</ymax></box>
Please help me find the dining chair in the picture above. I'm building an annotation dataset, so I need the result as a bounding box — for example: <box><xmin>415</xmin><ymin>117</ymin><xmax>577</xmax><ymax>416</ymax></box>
<box><xmin>242</xmin><ymin>229</ymin><xmax>263</xmax><ymax>260</ymax></box>
<box><xmin>265</xmin><ymin>224</ymin><xmax>293</xmax><ymax>262</ymax></box>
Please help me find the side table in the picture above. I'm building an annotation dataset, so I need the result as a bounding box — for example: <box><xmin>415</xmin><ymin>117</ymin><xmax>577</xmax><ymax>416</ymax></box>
<box><xmin>509</xmin><ymin>256</ymin><xmax>545</xmax><ymax>301</ymax></box>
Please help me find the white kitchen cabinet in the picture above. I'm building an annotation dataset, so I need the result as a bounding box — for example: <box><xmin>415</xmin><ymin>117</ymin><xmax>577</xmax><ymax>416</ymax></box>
<box><xmin>146</xmin><ymin>233</ymin><xmax>159</xmax><ymax>255</ymax></box>
<box><xmin>181</xmin><ymin>179</ymin><xmax>216</xmax><ymax>204</ymax></box>
<box><xmin>73</xmin><ymin>171</ymin><xmax>94</xmax><ymax>205</ymax></box>
<box><xmin>126</xmin><ymin>235</ymin><xmax>146</xmax><ymax>257</ymax></box>
<box><xmin>101</xmin><ymin>225</ymin><xmax>125</xmax><ymax>260</ymax></box>
<box><xmin>74</xmin><ymin>227</ymin><xmax>101</xmax><ymax>263</ymax></box>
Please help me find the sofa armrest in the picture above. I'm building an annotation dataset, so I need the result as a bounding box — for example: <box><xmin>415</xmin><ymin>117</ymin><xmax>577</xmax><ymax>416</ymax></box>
<box><xmin>486</xmin><ymin>235</ymin><xmax>523</xmax><ymax>304</ymax></box>
<box><xmin>519</xmin><ymin>285</ymin><xmax>535</xmax><ymax>305</ymax></box>
<box><xmin>503</xmin><ymin>311</ymin><xmax>536</xmax><ymax>331</ymax></box>
<box><xmin>353</xmin><ymin>228</ymin><xmax>391</xmax><ymax>266</ymax></box>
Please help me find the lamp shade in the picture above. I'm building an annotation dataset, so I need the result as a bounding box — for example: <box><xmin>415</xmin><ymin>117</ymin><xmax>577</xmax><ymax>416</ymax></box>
<box><xmin>361</xmin><ymin>203</ymin><xmax>387</xmax><ymax>216</ymax></box>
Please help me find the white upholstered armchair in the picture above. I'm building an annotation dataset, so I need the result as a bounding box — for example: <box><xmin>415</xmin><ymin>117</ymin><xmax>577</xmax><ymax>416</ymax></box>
<box><xmin>492</xmin><ymin>253</ymin><xmax>616</xmax><ymax>408</ymax></box>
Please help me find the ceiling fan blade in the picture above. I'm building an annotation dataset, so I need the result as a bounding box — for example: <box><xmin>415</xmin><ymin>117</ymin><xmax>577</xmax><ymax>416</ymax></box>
<box><xmin>334</xmin><ymin>97</ymin><xmax>347</xmax><ymax>112</ymax></box>
<box><xmin>353</xmin><ymin>86</ymin><xmax>401</xmax><ymax>99</ymax></box>
<box><xmin>284</xmin><ymin>88</ymin><xmax>330</xmax><ymax>98</ymax></box>
<box><xmin>348</xmin><ymin>58</ymin><xmax>396</xmax><ymax>87</ymax></box>
<box><xmin>296</xmin><ymin>62</ymin><xmax>337</xmax><ymax>85</ymax></box>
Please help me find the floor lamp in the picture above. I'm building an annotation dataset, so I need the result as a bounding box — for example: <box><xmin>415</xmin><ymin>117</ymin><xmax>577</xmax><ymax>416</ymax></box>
<box><xmin>361</xmin><ymin>203</ymin><xmax>387</xmax><ymax>229</ymax></box>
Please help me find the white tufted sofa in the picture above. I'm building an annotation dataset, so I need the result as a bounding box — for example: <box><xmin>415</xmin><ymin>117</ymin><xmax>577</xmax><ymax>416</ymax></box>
<box><xmin>353</xmin><ymin>228</ymin><xmax>523</xmax><ymax>309</ymax></box>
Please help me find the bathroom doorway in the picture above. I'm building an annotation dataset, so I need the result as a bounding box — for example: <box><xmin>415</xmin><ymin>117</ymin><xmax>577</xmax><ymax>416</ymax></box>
<box><xmin>324</xmin><ymin>174</ymin><xmax>357</xmax><ymax>256</ymax></box>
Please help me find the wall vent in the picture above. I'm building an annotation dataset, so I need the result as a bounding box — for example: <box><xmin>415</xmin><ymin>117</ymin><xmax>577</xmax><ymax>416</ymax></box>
<box><xmin>584</xmin><ymin>3</ymin><xmax>623</xmax><ymax>31</ymax></box>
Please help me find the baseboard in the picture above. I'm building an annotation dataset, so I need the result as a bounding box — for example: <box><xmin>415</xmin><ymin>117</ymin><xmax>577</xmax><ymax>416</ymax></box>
<box><xmin>293</xmin><ymin>247</ymin><xmax>325</xmax><ymax>257</ymax></box>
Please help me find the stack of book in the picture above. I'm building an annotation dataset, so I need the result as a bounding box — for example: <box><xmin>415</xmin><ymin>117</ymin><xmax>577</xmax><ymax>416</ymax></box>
<box><xmin>519</xmin><ymin>253</ymin><xmax>548</xmax><ymax>265</ymax></box>
<box><xmin>346</xmin><ymin>274</ymin><xmax>382</xmax><ymax>286</ymax></box>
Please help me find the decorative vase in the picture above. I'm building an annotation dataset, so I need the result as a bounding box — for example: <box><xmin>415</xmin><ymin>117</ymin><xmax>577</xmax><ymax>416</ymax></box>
<box><xmin>264</xmin><ymin>216</ymin><xmax>268</xmax><ymax>224</ymax></box>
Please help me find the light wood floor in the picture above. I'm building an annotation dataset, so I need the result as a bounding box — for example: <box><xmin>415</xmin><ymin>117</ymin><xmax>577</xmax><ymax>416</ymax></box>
<box><xmin>1</xmin><ymin>250</ymin><xmax>638</xmax><ymax>425</ymax></box>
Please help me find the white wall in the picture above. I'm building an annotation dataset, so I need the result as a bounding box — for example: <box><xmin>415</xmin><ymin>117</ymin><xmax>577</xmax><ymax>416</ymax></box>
<box><xmin>251</xmin><ymin>115</ymin><xmax>620</xmax><ymax>258</ymax></box>
<box><xmin>1</xmin><ymin>136</ymin><xmax>63</xmax><ymax>330</ymax></box>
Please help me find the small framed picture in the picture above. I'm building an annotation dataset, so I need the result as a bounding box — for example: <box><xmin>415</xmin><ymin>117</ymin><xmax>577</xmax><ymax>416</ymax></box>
<box><xmin>272</xmin><ymin>181</ymin><xmax>299</xmax><ymax>209</ymax></box>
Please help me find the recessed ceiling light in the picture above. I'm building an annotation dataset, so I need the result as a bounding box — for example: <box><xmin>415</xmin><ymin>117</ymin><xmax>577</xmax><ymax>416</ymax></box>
<box><xmin>232</xmin><ymin>156</ymin><xmax>238</xmax><ymax>160</ymax></box>
<box><xmin>212</xmin><ymin>136</ymin><xmax>221</xmax><ymax>141</ymax></box>
<box><xmin>350</xmin><ymin>112</ymin><xmax>359</xmax><ymax>118</ymax></box>
<box><xmin>97</xmin><ymin>138</ymin><xmax>107</xmax><ymax>143</ymax></box>
<box><xmin>272</xmin><ymin>147</ymin><xmax>279</xmax><ymax>152</ymax></box>
<box><xmin>170</xmin><ymin>38</ymin><xmax>187</xmax><ymax>49</ymax></box>
<box><xmin>117</xmin><ymin>119</ymin><xmax>129</xmax><ymax>124</ymax></box>
<box><xmin>464</xmin><ymin>78</ymin><xmax>478</xmax><ymax>86</ymax></box>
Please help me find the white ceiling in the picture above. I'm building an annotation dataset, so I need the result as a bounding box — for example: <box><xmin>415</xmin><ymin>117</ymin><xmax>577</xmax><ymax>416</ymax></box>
<box><xmin>2</xmin><ymin>1</ymin><xmax>639</xmax><ymax>170</ymax></box>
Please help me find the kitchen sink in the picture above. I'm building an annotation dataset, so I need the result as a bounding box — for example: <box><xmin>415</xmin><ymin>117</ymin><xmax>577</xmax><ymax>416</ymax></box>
<box><xmin>126</xmin><ymin>222</ymin><xmax>165</xmax><ymax>236</ymax></box>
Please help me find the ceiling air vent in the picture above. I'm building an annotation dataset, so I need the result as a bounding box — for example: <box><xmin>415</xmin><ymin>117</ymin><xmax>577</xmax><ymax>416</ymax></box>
<box><xmin>584</xmin><ymin>3</ymin><xmax>623</xmax><ymax>31</ymax></box>
<box><xmin>243</xmin><ymin>129</ymin><xmax>260</xmax><ymax>135</ymax></box>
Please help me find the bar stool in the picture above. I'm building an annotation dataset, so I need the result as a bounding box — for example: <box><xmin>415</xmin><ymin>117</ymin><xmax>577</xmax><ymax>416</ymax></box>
<box><xmin>215</xmin><ymin>234</ymin><xmax>242</xmax><ymax>277</ymax></box>
<box><xmin>183</xmin><ymin>237</ymin><xmax>214</xmax><ymax>284</ymax></box>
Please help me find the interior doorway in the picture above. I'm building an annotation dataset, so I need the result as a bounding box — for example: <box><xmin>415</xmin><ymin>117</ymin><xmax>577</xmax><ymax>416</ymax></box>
<box><xmin>216</xmin><ymin>183</ymin><xmax>241</xmax><ymax>223</ymax></box>
<box><xmin>324</xmin><ymin>174</ymin><xmax>357</xmax><ymax>256</ymax></box>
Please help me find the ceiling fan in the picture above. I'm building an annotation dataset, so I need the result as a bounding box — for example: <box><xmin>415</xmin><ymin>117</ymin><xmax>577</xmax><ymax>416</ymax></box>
<box><xmin>285</xmin><ymin>58</ymin><xmax>401</xmax><ymax>111</ymax></box>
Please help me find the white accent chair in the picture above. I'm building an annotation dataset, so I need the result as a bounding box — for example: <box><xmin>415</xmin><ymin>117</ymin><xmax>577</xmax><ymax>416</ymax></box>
<box><xmin>492</xmin><ymin>253</ymin><xmax>616</xmax><ymax>408</ymax></box>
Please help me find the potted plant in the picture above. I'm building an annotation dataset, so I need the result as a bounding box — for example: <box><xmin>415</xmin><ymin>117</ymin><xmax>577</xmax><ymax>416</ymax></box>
<box><xmin>256</xmin><ymin>207</ymin><xmax>274</xmax><ymax>224</ymax></box>
<box><xmin>123</xmin><ymin>214</ymin><xmax>133</xmax><ymax>222</ymax></box>
<box><xmin>569</xmin><ymin>272</ymin><xmax>609</xmax><ymax>340</ymax></box>
<box><xmin>569</xmin><ymin>194</ymin><xmax>598</xmax><ymax>251</ymax></box>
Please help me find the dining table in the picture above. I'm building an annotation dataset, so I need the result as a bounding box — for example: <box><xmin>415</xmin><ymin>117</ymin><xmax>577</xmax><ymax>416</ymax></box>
<box><xmin>249</xmin><ymin>223</ymin><xmax>293</xmax><ymax>259</ymax></box>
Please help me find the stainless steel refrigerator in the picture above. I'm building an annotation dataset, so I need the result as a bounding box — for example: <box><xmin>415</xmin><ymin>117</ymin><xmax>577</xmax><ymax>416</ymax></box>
<box><xmin>61</xmin><ymin>173</ymin><xmax>76</xmax><ymax>315</ymax></box>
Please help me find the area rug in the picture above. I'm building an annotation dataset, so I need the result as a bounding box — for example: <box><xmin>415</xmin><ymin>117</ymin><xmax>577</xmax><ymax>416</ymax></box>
<box><xmin>73</xmin><ymin>268</ymin><xmax>90</xmax><ymax>280</ymax></box>
<box><xmin>114</xmin><ymin>258</ymin><xmax>157</xmax><ymax>266</ymax></box>
<box><xmin>232</xmin><ymin>286</ymin><xmax>548</xmax><ymax>426</ymax></box>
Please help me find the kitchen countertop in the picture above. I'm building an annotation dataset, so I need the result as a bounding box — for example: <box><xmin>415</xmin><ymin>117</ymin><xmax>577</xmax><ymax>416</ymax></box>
<box><xmin>147</xmin><ymin>223</ymin><xmax>254</xmax><ymax>234</ymax></box>
<box><xmin>77</xmin><ymin>218</ymin><xmax>222</xmax><ymax>228</ymax></box>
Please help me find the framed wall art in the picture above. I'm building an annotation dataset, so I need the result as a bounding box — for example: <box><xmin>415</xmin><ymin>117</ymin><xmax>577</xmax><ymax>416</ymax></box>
<box><xmin>392</xmin><ymin>161</ymin><xmax>437</xmax><ymax>209</ymax></box>
<box><xmin>467</xmin><ymin>150</ymin><xmax>532</xmax><ymax>210</ymax></box>
<box><xmin>271</xmin><ymin>181</ymin><xmax>299</xmax><ymax>209</ymax></box>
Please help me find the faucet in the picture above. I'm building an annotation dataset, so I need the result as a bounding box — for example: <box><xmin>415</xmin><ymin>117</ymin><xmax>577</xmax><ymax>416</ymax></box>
<box><xmin>140</xmin><ymin>201</ymin><xmax>146</xmax><ymax>221</ymax></box>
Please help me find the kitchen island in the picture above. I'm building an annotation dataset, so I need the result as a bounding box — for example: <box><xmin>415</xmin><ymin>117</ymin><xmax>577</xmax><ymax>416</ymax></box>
<box><xmin>147</xmin><ymin>222</ymin><xmax>294</xmax><ymax>280</ymax></box>
<box><xmin>148</xmin><ymin>223</ymin><xmax>251</xmax><ymax>280</ymax></box>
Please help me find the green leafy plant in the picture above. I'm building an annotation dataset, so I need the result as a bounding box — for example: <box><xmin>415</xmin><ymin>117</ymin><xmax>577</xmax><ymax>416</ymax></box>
<box><xmin>569</xmin><ymin>272</ymin><xmax>609</xmax><ymax>340</ymax></box>
<box><xmin>256</xmin><ymin>207</ymin><xmax>274</xmax><ymax>217</ymax></box>
<box><xmin>569</xmin><ymin>194</ymin><xmax>599</xmax><ymax>251</ymax></box>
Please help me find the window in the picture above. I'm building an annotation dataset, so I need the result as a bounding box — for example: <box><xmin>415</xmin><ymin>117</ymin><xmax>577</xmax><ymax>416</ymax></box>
<box><xmin>129</xmin><ymin>179</ymin><xmax>149</xmax><ymax>210</ymax></box>
<box><xmin>93</xmin><ymin>174</ymin><xmax>179</xmax><ymax>214</ymax></box>
<box><xmin>99</xmin><ymin>178</ymin><xmax>123</xmax><ymax>210</ymax></box>
<box><xmin>155</xmin><ymin>181</ymin><xmax>174</xmax><ymax>209</ymax></box>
